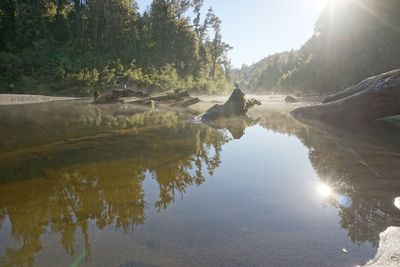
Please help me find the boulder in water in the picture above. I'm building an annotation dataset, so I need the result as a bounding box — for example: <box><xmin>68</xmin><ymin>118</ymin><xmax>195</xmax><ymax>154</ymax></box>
<box><xmin>201</xmin><ymin>85</ymin><xmax>261</xmax><ymax>122</ymax></box>
<box><xmin>291</xmin><ymin>69</ymin><xmax>400</xmax><ymax>124</ymax></box>
<box><xmin>285</xmin><ymin>96</ymin><xmax>298</xmax><ymax>103</ymax></box>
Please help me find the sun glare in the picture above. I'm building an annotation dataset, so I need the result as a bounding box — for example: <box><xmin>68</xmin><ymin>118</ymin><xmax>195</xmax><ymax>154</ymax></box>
<box><xmin>316</xmin><ymin>182</ymin><xmax>333</xmax><ymax>198</ymax></box>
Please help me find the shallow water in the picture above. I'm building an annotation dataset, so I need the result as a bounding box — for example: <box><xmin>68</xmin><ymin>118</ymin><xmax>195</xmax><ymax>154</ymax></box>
<box><xmin>1</xmin><ymin>101</ymin><xmax>400</xmax><ymax>267</ymax></box>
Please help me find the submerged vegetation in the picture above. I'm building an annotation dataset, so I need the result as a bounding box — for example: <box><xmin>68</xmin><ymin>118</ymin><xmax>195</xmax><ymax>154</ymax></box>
<box><xmin>234</xmin><ymin>0</ymin><xmax>400</xmax><ymax>95</ymax></box>
<box><xmin>0</xmin><ymin>0</ymin><xmax>232</xmax><ymax>95</ymax></box>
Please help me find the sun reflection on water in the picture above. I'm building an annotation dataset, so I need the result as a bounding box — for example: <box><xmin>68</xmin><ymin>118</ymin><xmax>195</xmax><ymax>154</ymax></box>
<box><xmin>316</xmin><ymin>182</ymin><xmax>353</xmax><ymax>208</ymax></box>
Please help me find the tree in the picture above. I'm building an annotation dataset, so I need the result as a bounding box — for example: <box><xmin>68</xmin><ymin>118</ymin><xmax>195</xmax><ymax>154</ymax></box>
<box><xmin>237</xmin><ymin>0</ymin><xmax>400</xmax><ymax>95</ymax></box>
<box><xmin>0</xmin><ymin>0</ymin><xmax>232</xmax><ymax>95</ymax></box>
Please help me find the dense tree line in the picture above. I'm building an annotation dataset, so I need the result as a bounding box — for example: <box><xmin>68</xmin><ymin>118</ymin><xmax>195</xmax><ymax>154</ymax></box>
<box><xmin>234</xmin><ymin>0</ymin><xmax>400</xmax><ymax>95</ymax></box>
<box><xmin>0</xmin><ymin>0</ymin><xmax>232</xmax><ymax>95</ymax></box>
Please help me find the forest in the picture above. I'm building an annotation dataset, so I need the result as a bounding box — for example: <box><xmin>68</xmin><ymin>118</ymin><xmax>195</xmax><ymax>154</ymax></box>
<box><xmin>1</xmin><ymin>0</ymin><xmax>399</xmax><ymax>96</ymax></box>
<box><xmin>0</xmin><ymin>0</ymin><xmax>232</xmax><ymax>95</ymax></box>
<box><xmin>233</xmin><ymin>0</ymin><xmax>400</xmax><ymax>95</ymax></box>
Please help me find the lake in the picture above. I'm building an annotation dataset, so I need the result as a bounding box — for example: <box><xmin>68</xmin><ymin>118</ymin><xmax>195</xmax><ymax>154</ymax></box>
<box><xmin>1</xmin><ymin>100</ymin><xmax>400</xmax><ymax>267</ymax></box>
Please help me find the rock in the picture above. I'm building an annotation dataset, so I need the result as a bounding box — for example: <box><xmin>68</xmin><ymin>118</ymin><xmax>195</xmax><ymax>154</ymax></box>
<box><xmin>201</xmin><ymin>85</ymin><xmax>261</xmax><ymax>122</ymax></box>
<box><xmin>285</xmin><ymin>96</ymin><xmax>298</xmax><ymax>103</ymax></box>
<box><xmin>363</xmin><ymin>227</ymin><xmax>400</xmax><ymax>267</ymax></box>
<box><xmin>291</xmin><ymin>69</ymin><xmax>400</xmax><ymax>124</ymax></box>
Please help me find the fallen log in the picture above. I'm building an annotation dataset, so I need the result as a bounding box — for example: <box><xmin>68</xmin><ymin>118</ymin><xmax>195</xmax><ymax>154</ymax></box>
<box><xmin>201</xmin><ymin>84</ymin><xmax>261</xmax><ymax>122</ymax></box>
<box><xmin>93</xmin><ymin>91</ymin><xmax>123</xmax><ymax>104</ymax></box>
<box><xmin>170</xmin><ymin>97</ymin><xmax>200</xmax><ymax>107</ymax></box>
<box><xmin>112</xmin><ymin>89</ymin><xmax>149</xmax><ymax>98</ymax></box>
<box><xmin>129</xmin><ymin>90</ymin><xmax>190</xmax><ymax>105</ymax></box>
<box><xmin>323</xmin><ymin>69</ymin><xmax>400</xmax><ymax>104</ymax></box>
<box><xmin>291</xmin><ymin>69</ymin><xmax>400</xmax><ymax>124</ymax></box>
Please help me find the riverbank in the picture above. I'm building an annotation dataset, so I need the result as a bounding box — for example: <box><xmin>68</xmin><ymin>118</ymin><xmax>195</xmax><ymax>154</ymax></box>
<box><xmin>0</xmin><ymin>94</ymin><xmax>81</xmax><ymax>105</ymax></box>
<box><xmin>0</xmin><ymin>93</ymin><xmax>319</xmax><ymax>107</ymax></box>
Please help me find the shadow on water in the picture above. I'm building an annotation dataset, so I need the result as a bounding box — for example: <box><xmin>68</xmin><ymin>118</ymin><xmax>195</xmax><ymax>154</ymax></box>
<box><xmin>0</xmin><ymin>102</ymin><xmax>399</xmax><ymax>266</ymax></box>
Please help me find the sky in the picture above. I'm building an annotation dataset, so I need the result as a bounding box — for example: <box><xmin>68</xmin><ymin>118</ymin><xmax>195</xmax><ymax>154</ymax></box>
<box><xmin>136</xmin><ymin>0</ymin><xmax>327</xmax><ymax>67</ymax></box>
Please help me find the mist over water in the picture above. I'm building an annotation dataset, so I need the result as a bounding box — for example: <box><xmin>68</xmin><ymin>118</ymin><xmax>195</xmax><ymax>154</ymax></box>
<box><xmin>0</xmin><ymin>101</ymin><xmax>399</xmax><ymax>266</ymax></box>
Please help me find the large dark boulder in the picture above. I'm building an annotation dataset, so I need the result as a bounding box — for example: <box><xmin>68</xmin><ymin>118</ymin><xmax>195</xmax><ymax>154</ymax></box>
<box><xmin>291</xmin><ymin>69</ymin><xmax>400</xmax><ymax>124</ymax></box>
<box><xmin>201</xmin><ymin>87</ymin><xmax>261</xmax><ymax>122</ymax></box>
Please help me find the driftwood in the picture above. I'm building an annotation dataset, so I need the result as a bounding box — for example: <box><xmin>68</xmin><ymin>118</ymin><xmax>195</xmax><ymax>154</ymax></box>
<box><xmin>201</xmin><ymin>85</ymin><xmax>261</xmax><ymax>122</ymax></box>
<box><xmin>93</xmin><ymin>93</ymin><xmax>123</xmax><ymax>104</ymax></box>
<box><xmin>112</xmin><ymin>89</ymin><xmax>149</xmax><ymax>98</ymax></box>
<box><xmin>129</xmin><ymin>90</ymin><xmax>190</xmax><ymax>105</ymax></box>
<box><xmin>92</xmin><ymin>89</ymin><xmax>200</xmax><ymax>108</ymax></box>
<box><xmin>93</xmin><ymin>89</ymin><xmax>148</xmax><ymax>104</ymax></box>
<box><xmin>170</xmin><ymin>97</ymin><xmax>200</xmax><ymax>107</ymax></box>
<box><xmin>291</xmin><ymin>69</ymin><xmax>400</xmax><ymax>124</ymax></box>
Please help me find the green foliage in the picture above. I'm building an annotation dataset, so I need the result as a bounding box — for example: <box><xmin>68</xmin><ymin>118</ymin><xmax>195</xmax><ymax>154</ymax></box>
<box><xmin>150</xmin><ymin>64</ymin><xmax>182</xmax><ymax>91</ymax></box>
<box><xmin>0</xmin><ymin>0</ymin><xmax>232</xmax><ymax>95</ymax></box>
<box><xmin>235</xmin><ymin>0</ymin><xmax>400</xmax><ymax>95</ymax></box>
<box><xmin>69</xmin><ymin>68</ymin><xmax>99</xmax><ymax>87</ymax></box>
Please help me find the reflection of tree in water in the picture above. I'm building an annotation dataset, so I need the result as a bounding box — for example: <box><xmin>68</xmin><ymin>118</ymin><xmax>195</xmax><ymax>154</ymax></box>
<box><xmin>255</xmin><ymin>109</ymin><xmax>400</xmax><ymax>248</ymax></box>
<box><xmin>3</xmin><ymin>105</ymin><xmax>399</xmax><ymax>265</ymax></box>
<box><xmin>0</xmin><ymin>109</ymin><xmax>230</xmax><ymax>267</ymax></box>
<box><xmin>307</xmin><ymin>128</ymin><xmax>400</xmax><ymax>248</ymax></box>
<box><xmin>205</xmin><ymin>115</ymin><xmax>259</xmax><ymax>139</ymax></box>
<box><xmin>1</xmin><ymin>166</ymin><xmax>146</xmax><ymax>267</ymax></box>
<box><xmin>0</xmin><ymin>102</ymin><xmax>181</xmax><ymax>153</ymax></box>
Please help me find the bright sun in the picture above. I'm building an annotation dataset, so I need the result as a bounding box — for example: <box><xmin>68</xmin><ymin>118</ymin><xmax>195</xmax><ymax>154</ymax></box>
<box><xmin>316</xmin><ymin>182</ymin><xmax>333</xmax><ymax>198</ymax></box>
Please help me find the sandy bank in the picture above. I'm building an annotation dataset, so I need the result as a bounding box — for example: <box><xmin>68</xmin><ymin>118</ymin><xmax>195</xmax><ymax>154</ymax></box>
<box><xmin>0</xmin><ymin>94</ymin><xmax>80</xmax><ymax>105</ymax></box>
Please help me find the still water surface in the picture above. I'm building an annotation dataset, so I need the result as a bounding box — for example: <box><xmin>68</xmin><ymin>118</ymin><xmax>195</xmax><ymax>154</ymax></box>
<box><xmin>1</xmin><ymin>101</ymin><xmax>400</xmax><ymax>267</ymax></box>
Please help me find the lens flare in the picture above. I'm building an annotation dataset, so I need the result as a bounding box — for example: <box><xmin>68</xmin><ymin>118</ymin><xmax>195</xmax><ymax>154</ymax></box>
<box><xmin>316</xmin><ymin>182</ymin><xmax>333</xmax><ymax>198</ymax></box>
<box><xmin>338</xmin><ymin>195</ymin><xmax>352</xmax><ymax>208</ymax></box>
